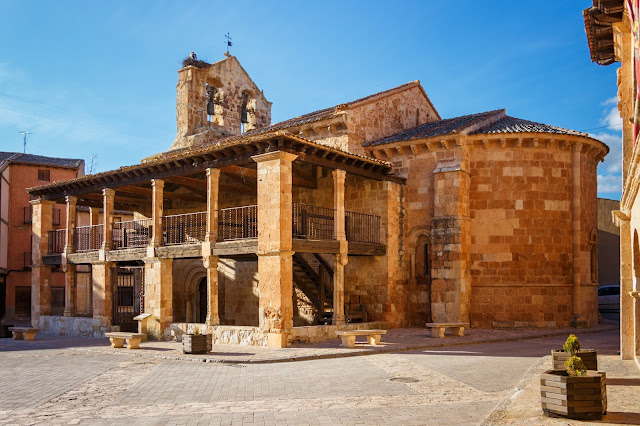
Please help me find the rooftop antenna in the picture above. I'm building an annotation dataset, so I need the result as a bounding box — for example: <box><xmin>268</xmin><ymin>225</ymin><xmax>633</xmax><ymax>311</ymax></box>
<box><xmin>19</xmin><ymin>131</ymin><xmax>31</xmax><ymax>153</ymax></box>
<box><xmin>225</xmin><ymin>32</ymin><xmax>233</xmax><ymax>57</ymax></box>
<box><xmin>88</xmin><ymin>153</ymin><xmax>97</xmax><ymax>175</ymax></box>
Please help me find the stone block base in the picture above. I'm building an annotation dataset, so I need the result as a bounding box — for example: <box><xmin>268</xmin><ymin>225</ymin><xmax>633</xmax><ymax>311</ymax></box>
<box><xmin>39</xmin><ymin>315</ymin><xmax>115</xmax><ymax>337</ymax></box>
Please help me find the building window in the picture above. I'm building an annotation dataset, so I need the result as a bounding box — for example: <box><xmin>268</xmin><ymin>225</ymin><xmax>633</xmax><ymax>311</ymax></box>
<box><xmin>51</xmin><ymin>287</ymin><xmax>65</xmax><ymax>315</ymax></box>
<box><xmin>424</xmin><ymin>243</ymin><xmax>430</xmax><ymax>277</ymax></box>
<box><xmin>38</xmin><ymin>169</ymin><xmax>50</xmax><ymax>182</ymax></box>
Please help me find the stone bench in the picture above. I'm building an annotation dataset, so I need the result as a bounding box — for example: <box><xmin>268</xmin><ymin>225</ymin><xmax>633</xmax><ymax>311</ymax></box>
<box><xmin>335</xmin><ymin>329</ymin><xmax>387</xmax><ymax>348</ymax></box>
<box><xmin>9</xmin><ymin>327</ymin><xmax>39</xmax><ymax>340</ymax></box>
<box><xmin>105</xmin><ymin>332</ymin><xmax>144</xmax><ymax>349</ymax></box>
<box><xmin>425</xmin><ymin>322</ymin><xmax>469</xmax><ymax>338</ymax></box>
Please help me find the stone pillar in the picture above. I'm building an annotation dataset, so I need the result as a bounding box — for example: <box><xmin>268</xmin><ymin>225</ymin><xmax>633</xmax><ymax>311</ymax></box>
<box><xmin>63</xmin><ymin>196</ymin><xmax>77</xmax><ymax>317</ymax></box>
<box><xmin>204</xmin><ymin>255</ymin><xmax>220</xmax><ymax>326</ymax></box>
<box><xmin>333</xmin><ymin>169</ymin><xmax>347</xmax><ymax>325</ymax></box>
<box><xmin>150</xmin><ymin>179</ymin><xmax>164</xmax><ymax>248</ymax></box>
<box><xmin>253</xmin><ymin>151</ymin><xmax>297</xmax><ymax>348</ymax></box>
<box><xmin>570</xmin><ymin>143</ymin><xmax>585</xmax><ymax>327</ymax></box>
<box><xmin>615</xmin><ymin>211</ymin><xmax>634</xmax><ymax>359</ymax></box>
<box><xmin>30</xmin><ymin>199</ymin><xmax>54</xmax><ymax>327</ymax></box>
<box><xmin>92</xmin><ymin>262</ymin><xmax>114</xmax><ymax>327</ymax></box>
<box><xmin>205</xmin><ymin>168</ymin><xmax>220</xmax><ymax>243</ymax></box>
<box><xmin>144</xmin><ymin>258</ymin><xmax>173</xmax><ymax>340</ymax></box>
<box><xmin>101</xmin><ymin>189</ymin><xmax>115</xmax><ymax>256</ymax></box>
<box><xmin>89</xmin><ymin>207</ymin><xmax>100</xmax><ymax>226</ymax></box>
<box><xmin>430</xmin><ymin>157</ymin><xmax>471</xmax><ymax>324</ymax></box>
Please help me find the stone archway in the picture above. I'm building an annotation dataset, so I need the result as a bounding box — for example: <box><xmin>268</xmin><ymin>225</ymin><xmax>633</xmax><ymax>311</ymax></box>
<box><xmin>172</xmin><ymin>259</ymin><xmax>206</xmax><ymax>323</ymax></box>
<box><xmin>407</xmin><ymin>226</ymin><xmax>432</xmax><ymax>283</ymax></box>
<box><xmin>406</xmin><ymin>226</ymin><xmax>432</xmax><ymax>324</ymax></box>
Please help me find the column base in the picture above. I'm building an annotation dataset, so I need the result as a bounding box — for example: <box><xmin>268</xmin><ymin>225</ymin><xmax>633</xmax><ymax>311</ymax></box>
<box><xmin>266</xmin><ymin>332</ymin><xmax>288</xmax><ymax>348</ymax></box>
<box><xmin>570</xmin><ymin>314</ymin><xmax>588</xmax><ymax>329</ymax></box>
<box><xmin>63</xmin><ymin>308</ymin><xmax>75</xmax><ymax>317</ymax></box>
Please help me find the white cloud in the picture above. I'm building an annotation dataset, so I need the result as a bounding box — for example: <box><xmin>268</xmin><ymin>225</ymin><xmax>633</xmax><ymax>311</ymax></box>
<box><xmin>601</xmin><ymin>106</ymin><xmax>623</xmax><ymax>131</ymax></box>
<box><xmin>601</xmin><ymin>96</ymin><xmax>618</xmax><ymax>105</ymax></box>
<box><xmin>598</xmin><ymin>174</ymin><xmax>622</xmax><ymax>194</ymax></box>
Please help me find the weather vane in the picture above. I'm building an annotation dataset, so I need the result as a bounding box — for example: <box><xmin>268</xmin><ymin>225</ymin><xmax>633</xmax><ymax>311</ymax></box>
<box><xmin>225</xmin><ymin>32</ymin><xmax>233</xmax><ymax>55</ymax></box>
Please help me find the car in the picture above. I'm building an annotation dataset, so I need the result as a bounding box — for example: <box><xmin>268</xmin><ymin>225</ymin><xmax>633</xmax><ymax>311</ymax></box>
<box><xmin>598</xmin><ymin>285</ymin><xmax>620</xmax><ymax>312</ymax></box>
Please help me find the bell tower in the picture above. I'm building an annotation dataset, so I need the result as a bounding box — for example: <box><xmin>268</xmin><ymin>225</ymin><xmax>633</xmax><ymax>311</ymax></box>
<box><xmin>170</xmin><ymin>53</ymin><xmax>272</xmax><ymax>151</ymax></box>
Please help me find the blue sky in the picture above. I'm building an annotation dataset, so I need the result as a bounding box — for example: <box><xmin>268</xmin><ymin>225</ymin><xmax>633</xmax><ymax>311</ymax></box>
<box><xmin>0</xmin><ymin>1</ymin><xmax>622</xmax><ymax>199</ymax></box>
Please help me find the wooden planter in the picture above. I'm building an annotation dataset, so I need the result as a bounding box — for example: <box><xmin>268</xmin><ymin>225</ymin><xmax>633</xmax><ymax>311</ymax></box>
<box><xmin>540</xmin><ymin>369</ymin><xmax>607</xmax><ymax>420</ymax></box>
<box><xmin>183</xmin><ymin>334</ymin><xmax>209</xmax><ymax>354</ymax></box>
<box><xmin>551</xmin><ymin>349</ymin><xmax>597</xmax><ymax>370</ymax></box>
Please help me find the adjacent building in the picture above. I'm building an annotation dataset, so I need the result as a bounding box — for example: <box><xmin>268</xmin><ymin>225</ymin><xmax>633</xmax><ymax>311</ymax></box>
<box><xmin>584</xmin><ymin>0</ymin><xmax>640</xmax><ymax>368</ymax></box>
<box><xmin>0</xmin><ymin>153</ymin><xmax>84</xmax><ymax>323</ymax></box>
<box><xmin>27</xmin><ymin>54</ymin><xmax>608</xmax><ymax>347</ymax></box>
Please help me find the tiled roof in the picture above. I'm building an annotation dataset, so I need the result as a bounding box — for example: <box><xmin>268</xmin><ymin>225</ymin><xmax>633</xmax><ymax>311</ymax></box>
<box><xmin>365</xmin><ymin>109</ymin><xmax>588</xmax><ymax>146</ymax></box>
<box><xmin>472</xmin><ymin>116</ymin><xmax>587</xmax><ymax>136</ymax></box>
<box><xmin>365</xmin><ymin>110</ymin><xmax>504</xmax><ymax>146</ymax></box>
<box><xmin>0</xmin><ymin>152</ymin><xmax>84</xmax><ymax>169</ymax></box>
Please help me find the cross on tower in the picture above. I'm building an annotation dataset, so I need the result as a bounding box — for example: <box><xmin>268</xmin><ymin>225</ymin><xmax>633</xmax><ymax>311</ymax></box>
<box><xmin>225</xmin><ymin>32</ymin><xmax>233</xmax><ymax>55</ymax></box>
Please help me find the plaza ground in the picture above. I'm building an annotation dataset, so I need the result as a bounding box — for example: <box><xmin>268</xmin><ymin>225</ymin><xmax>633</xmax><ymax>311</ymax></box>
<box><xmin>0</xmin><ymin>325</ymin><xmax>636</xmax><ymax>425</ymax></box>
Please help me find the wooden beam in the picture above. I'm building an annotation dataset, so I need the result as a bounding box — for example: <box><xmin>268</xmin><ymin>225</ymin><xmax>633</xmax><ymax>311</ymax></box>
<box><xmin>221</xmin><ymin>165</ymin><xmax>316</xmax><ymax>189</ymax></box>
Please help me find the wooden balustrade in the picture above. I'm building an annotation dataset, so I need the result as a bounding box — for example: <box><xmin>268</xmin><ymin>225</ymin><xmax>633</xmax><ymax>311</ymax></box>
<box><xmin>163</xmin><ymin>212</ymin><xmax>206</xmax><ymax>245</ymax></box>
<box><xmin>74</xmin><ymin>224</ymin><xmax>103</xmax><ymax>252</ymax></box>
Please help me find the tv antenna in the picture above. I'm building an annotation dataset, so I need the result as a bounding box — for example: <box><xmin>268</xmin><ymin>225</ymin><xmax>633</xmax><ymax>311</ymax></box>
<box><xmin>88</xmin><ymin>153</ymin><xmax>97</xmax><ymax>174</ymax></box>
<box><xmin>225</xmin><ymin>32</ymin><xmax>233</xmax><ymax>55</ymax></box>
<box><xmin>19</xmin><ymin>131</ymin><xmax>31</xmax><ymax>153</ymax></box>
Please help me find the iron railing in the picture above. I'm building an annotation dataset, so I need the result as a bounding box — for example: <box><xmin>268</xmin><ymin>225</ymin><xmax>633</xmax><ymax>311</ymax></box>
<box><xmin>293</xmin><ymin>203</ymin><xmax>335</xmax><ymax>240</ymax></box>
<box><xmin>113</xmin><ymin>219</ymin><xmax>152</xmax><ymax>249</ymax></box>
<box><xmin>47</xmin><ymin>229</ymin><xmax>66</xmax><ymax>254</ymax></box>
<box><xmin>74</xmin><ymin>224</ymin><xmax>103</xmax><ymax>252</ymax></box>
<box><xmin>163</xmin><ymin>212</ymin><xmax>206</xmax><ymax>245</ymax></box>
<box><xmin>345</xmin><ymin>211</ymin><xmax>381</xmax><ymax>244</ymax></box>
<box><xmin>218</xmin><ymin>205</ymin><xmax>257</xmax><ymax>241</ymax></box>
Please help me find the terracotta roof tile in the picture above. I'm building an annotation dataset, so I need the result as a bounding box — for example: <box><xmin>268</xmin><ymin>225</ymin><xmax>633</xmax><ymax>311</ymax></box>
<box><xmin>471</xmin><ymin>116</ymin><xmax>587</xmax><ymax>136</ymax></box>
<box><xmin>0</xmin><ymin>152</ymin><xmax>84</xmax><ymax>169</ymax></box>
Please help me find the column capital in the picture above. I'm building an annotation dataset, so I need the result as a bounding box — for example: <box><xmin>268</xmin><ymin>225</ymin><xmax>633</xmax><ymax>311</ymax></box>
<box><xmin>332</xmin><ymin>169</ymin><xmax>346</xmax><ymax>180</ymax></box>
<box><xmin>206</xmin><ymin>167</ymin><xmax>221</xmax><ymax>178</ymax></box>
<box><xmin>252</xmin><ymin>151</ymin><xmax>298</xmax><ymax>164</ymax></box>
<box><xmin>29</xmin><ymin>198</ymin><xmax>55</xmax><ymax>206</ymax></box>
<box><xmin>102</xmin><ymin>188</ymin><xmax>116</xmax><ymax>197</ymax></box>
<box><xmin>151</xmin><ymin>178</ymin><xmax>165</xmax><ymax>188</ymax></box>
<box><xmin>65</xmin><ymin>195</ymin><xmax>77</xmax><ymax>205</ymax></box>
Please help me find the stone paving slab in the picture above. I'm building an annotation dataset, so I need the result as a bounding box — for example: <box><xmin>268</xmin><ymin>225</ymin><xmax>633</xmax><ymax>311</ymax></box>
<box><xmin>0</xmin><ymin>322</ymin><xmax>618</xmax><ymax>364</ymax></box>
<box><xmin>483</xmin><ymin>352</ymin><xmax>640</xmax><ymax>425</ymax></box>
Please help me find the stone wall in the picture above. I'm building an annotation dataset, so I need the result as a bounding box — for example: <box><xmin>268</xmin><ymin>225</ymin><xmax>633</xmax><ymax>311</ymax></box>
<box><xmin>344</xmin><ymin>85</ymin><xmax>439</xmax><ymax>156</ymax></box>
<box><xmin>218</xmin><ymin>258</ymin><xmax>259</xmax><ymax>326</ymax></box>
<box><xmin>39</xmin><ymin>315</ymin><xmax>115</xmax><ymax>337</ymax></box>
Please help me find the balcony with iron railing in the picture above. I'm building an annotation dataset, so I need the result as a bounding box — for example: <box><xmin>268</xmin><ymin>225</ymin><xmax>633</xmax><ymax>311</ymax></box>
<box><xmin>113</xmin><ymin>219</ymin><xmax>152</xmax><ymax>249</ymax></box>
<box><xmin>44</xmin><ymin>204</ymin><xmax>382</xmax><ymax>255</ymax></box>
<box><xmin>47</xmin><ymin>229</ymin><xmax>66</xmax><ymax>254</ymax></box>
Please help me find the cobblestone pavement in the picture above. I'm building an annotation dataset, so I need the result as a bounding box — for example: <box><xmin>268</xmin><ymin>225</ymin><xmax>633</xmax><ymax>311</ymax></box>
<box><xmin>0</xmin><ymin>323</ymin><xmax>618</xmax><ymax>364</ymax></box>
<box><xmin>484</xmin><ymin>333</ymin><xmax>640</xmax><ymax>425</ymax></box>
<box><xmin>0</xmin><ymin>328</ymin><xmax>626</xmax><ymax>425</ymax></box>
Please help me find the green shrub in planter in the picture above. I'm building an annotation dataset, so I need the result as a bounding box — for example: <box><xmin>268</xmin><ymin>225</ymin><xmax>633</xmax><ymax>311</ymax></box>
<box><xmin>551</xmin><ymin>334</ymin><xmax>597</xmax><ymax>371</ymax></box>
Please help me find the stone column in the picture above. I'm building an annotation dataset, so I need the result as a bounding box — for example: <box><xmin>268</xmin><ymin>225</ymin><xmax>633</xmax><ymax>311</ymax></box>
<box><xmin>253</xmin><ymin>151</ymin><xmax>297</xmax><ymax>348</ymax></box>
<box><xmin>144</xmin><ymin>258</ymin><xmax>173</xmax><ymax>340</ymax></box>
<box><xmin>30</xmin><ymin>199</ymin><xmax>54</xmax><ymax>327</ymax></box>
<box><xmin>101</xmin><ymin>189</ymin><xmax>115</xmax><ymax>257</ymax></box>
<box><xmin>89</xmin><ymin>207</ymin><xmax>100</xmax><ymax>226</ymax></box>
<box><xmin>430</xmin><ymin>156</ymin><xmax>471</xmax><ymax>324</ymax></box>
<box><xmin>63</xmin><ymin>196</ymin><xmax>77</xmax><ymax>317</ymax></box>
<box><xmin>204</xmin><ymin>255</ymin><xmax>220</xmax><ymax>326</ymax></box>
<box><xmin>205</xmin><ymin>168</ymin><xmax>220</xmax><ymax>243</ymax></box>
<box><xmin>92</xmin><ymin>261</ymin><xmax>114</xmax><ymax>328</ymax></box>
<box><xmin>614</xmin><ymin>210</ymin><xmax>634</xmax><ymax>359</ymax></box>
<box><xmin>333</xmin><ymin>169</ymin><xmax>347</xmax><ymax>325</ymax></box>
<box><xmin>570</xmin><ymin>143</ymin><xmax>585</xmax><ymax>327</ymax></box>
<box><xmin>150</xmin><ymin>179</ymin><xmax>164</xmax><ymax>248</ymax></box>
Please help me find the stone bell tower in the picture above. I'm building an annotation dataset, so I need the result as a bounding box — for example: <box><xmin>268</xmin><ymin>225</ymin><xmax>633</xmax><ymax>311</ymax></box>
<box><xmin>170</xmin><ymin>53</ymin><xmax>272</xmax><ymax>151</ymax></box>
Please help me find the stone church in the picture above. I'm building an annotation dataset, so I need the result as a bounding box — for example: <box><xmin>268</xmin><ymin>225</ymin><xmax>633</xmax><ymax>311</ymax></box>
<box><xmin>28</xmin><ymin>54</ymin><xmax>608</xmax><ymax>347</ymax></box>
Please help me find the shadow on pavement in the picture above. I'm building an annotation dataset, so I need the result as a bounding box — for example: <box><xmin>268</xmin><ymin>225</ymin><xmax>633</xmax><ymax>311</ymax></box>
<box><xmin>597</xmin><ymin>412</ymin><xmax>640</xmax><ymax>425</ymax></box>
<box><xmin>608</xmin><ymin>377</ymin><xmax>640</xmax><ymax>386</ymax></box>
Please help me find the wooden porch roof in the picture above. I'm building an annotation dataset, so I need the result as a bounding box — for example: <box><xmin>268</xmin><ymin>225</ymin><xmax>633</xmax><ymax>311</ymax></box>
<box><xmin>27</xmin><ymin>132</ymin><xmax>402</xmax><ymax>205</ymax></box>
